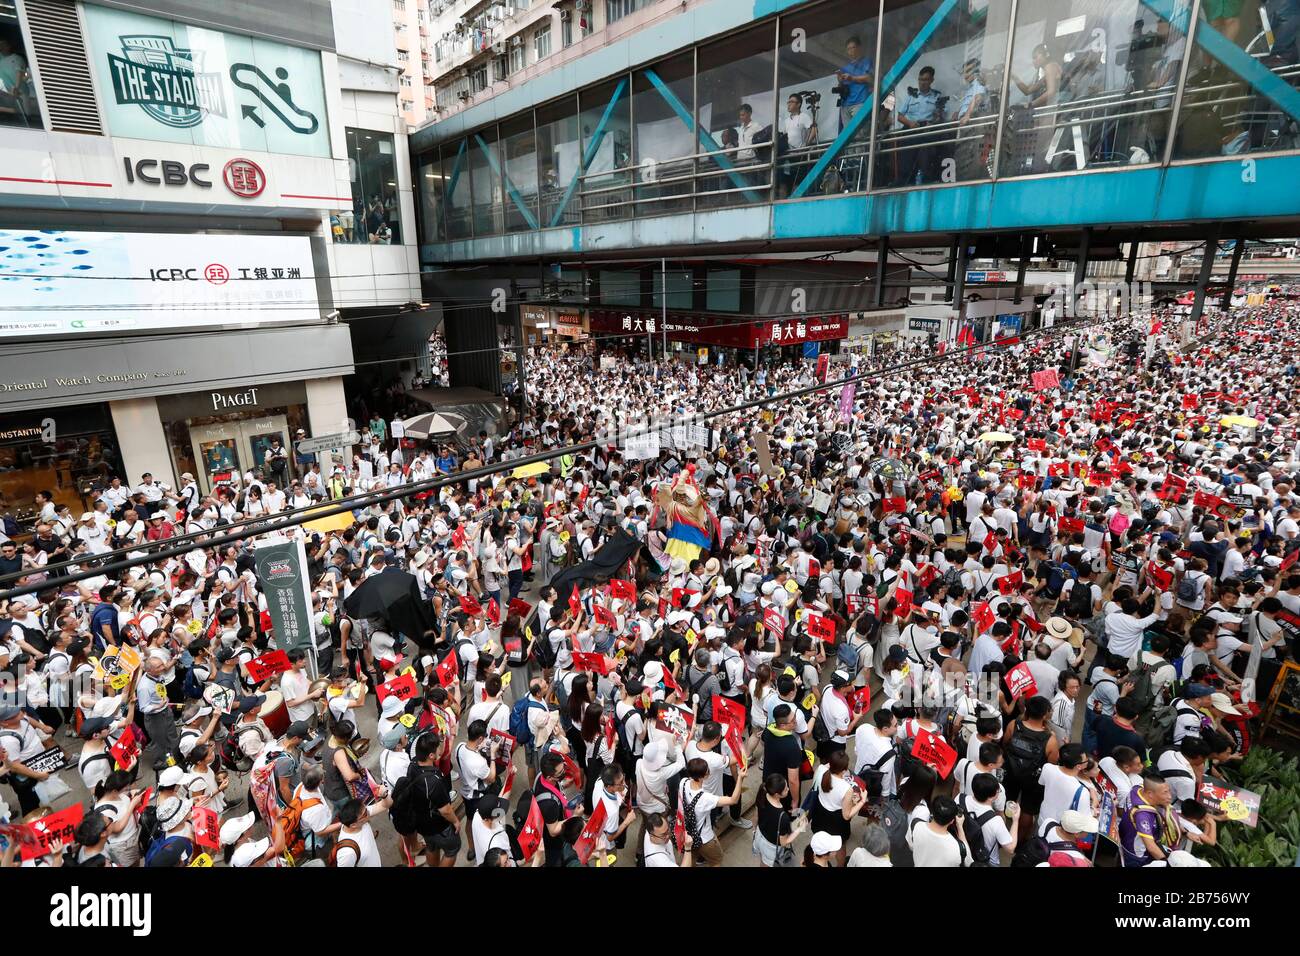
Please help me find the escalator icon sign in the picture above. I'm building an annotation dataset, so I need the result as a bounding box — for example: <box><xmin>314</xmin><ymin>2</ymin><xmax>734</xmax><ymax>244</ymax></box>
<box><xmin>230</xmin><ymin>63</ymin><xmax>319</xmax><ymax>135</ymax></box>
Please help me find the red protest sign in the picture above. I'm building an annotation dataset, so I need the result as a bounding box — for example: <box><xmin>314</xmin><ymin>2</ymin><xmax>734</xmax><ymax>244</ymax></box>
<box><xmin>569</xmin><ymin>585</ymin><xmax>582</xmax><ymax>618</ymax></box>
<box><xmin>1027</xmin><ymin>438</ymin><xmax>1047</xmax><ymax>452</ymax></box>
<box><xmin>110</xmin><ymin>723</ymin><xmax>144</xmax><ymax>771</ymax></box>
<box><xmin>574</xmin><ymin>801</ymin><xmax>607</xmax><ymax>865</ymax></box>
<box><xmin>377</xmin><ymin>672</ymin><xmax>419</xmax><ymax>703</ymax></box>
<box><xmin>592</xmin><ymin>603</ymin><xmax>617</xmax><ymax>628</ymax></box>
<box><xmin>983</xmin><ymin>531</ymin><xmax>999</xmax><ymax>553</ymax></box>
<box><xmin>911</xmin><ymin>728</ymin><xmax>958</xmax><ymax>779</ymax></box>
<box><xmin>847</xmin><ymin>684</ymin><xmax>872</xmax><ymax>716</ymax></box>
<box><xmin>882</xmin><ymin>496</ymin><xmax>907</xmax><ymax>515</ymax></box>
<box><xmin>1146</xmin><ymin>562</ymin><xmax>1174</xmax><ymax>592</ymax></box>
<box><xmin>996</xmin><ymin>570</ymin><xmax>1024</xmax><ymax>595</ymax></box>
<box><xmin>458</xmin><ymin>594</ymin><xmax>483</xmax><ymax>616</ymax></box>
<box><xmin>518</xmin><ymin>795</ymin><xmax>545</xmax><ymax>861</ymax></box>
<box><xmin>893</xmin><ymin>588</ymin><xmax>914</xmax><ymax>619</ymax></box>
<box><xmin>1</xmin><ymin>803</ymin><xmax>84</xmax><ymax>861</ymax></box>
<box><xmin>1181</xmin><ymin>394</ymin><xmax>1199</xmax><ymax>410</ymax></box>
<box><xmin>508</xmin><ymin>598</ymin><xmax>533</xmax><ymax>619</ymax></box>
<box><xmin>571</xmin><ymin>652</ymin><xmax>609</xmax><ymax>675</ymax></box>
<box><xmin>435</xmin><ymin>652</ymin><xmax>459</xmax><ymax>688</ymax></box>
<box><xmin>671</xmin><ymin>588</ymin><xmax>698</xmax><ymax>609</ymax></box>
<box><xmin>1193</xmin><ymin>490</ymin><xmax>1226</xmax><ymax>511</ymax></box>
<box><xmin>763</xmin><ymin>606</ymin><xmax>785</xmax><ymax>636</ymax></box>
<box><xmin>608</xmin><ymin>578</ymin><xmax>637</xmax><ymax>602</ymax></box>
<box><xmin>1006</xmin><ymin>662</ymin><xmax>1039</xmax><ymax>701</ymax></box>
<box><xmin>486</xmin><ymin>598</ymin><xmax>501</xmax><ymax>626</ymax></box>
<box><xmin>192</xmin><ymin>805</ymin><xmax>221</xmax><ymax>851</ymax></box>
<box><xmin>1058</xmin><ymin>515</ymin><xmax>1084</xmax><ymax>536</ymax></box>
<box><xmin>1047</xmin><ymin>461</ymin><xmax>1070</xmax><ymax>478</ymax></box>
<box><xmin>805</xmin><ymin>610</ymin><xmax>836</xmax><ymax>643</ymax></box>
<box><xmin>1031</xmin><ymin>369</ymin><xmax>1060</xmax><ymax>392</ymax></box>
<box><xmin>973</xmin><ymin>601</ymin><xmax>995</xmax><ymax>634</ymax></box>
<box><xmin>245</xmin><ymin>649</ymin><xmax>291</xmax><ymax>683</ymax></box>
<box><xmin>713</xmin><ymin>695</ymin><xmax>747</xmax><ymax>737</ymax></box>
<box><xmin>917</xmin><ymin>564</ymin><xmax>939</xmax><ymax>589</ymax></box>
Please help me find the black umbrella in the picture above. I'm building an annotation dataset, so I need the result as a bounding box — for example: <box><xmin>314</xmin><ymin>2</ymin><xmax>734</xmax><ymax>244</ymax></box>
<box><xmin>343</xmin><ymin>569</ymin><xmax>436</xmax><ymax>648</ymax></box>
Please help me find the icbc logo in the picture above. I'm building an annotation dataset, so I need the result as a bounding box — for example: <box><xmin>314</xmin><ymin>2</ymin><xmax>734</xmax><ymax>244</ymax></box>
<box><xmin>204</xmin><ymin>264</ymin><xmax>229</xmax><ymax>285</ymax></box>
<box><xmin>222</xmin><ymin>158</ymin><xmax>266</xmax><ymax>198</ymax></box>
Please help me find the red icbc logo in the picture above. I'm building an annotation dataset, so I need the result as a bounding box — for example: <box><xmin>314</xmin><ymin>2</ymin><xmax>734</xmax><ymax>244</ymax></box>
<box><xmin>222</xmin><ymin>158</ymin><xmax>266</xmax><ymax>198</ymax></box>
<box><xmin>204</xmin><ymin>264</ymin><xmax>229</xmax><ymax>284</ymax></box>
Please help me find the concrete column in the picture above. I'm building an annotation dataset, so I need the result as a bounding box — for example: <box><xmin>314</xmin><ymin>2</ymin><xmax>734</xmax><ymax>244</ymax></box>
<box><xmin>305</xmin><ymin>376</ymin><xmax>352</xmax><ymax>474</ymax></box>
<box><xmin>110</xmin><ymin>398</ymin><xmax>176</xmax><ymax>490</ymax></box>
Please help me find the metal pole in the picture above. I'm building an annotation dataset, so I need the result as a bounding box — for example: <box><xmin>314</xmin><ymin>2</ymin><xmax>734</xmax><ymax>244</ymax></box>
<box><xmin>514</xmin><ymin>302</ymin><xmax>528</xmax><ymax>413</ymax></box>
<box><xmin>1013</xmin><ymin>233</ymin><xmax>1028</xmax><ymax>305</ymax></box>
<box><xmin>875</xmin><ymin>235</ymin><xmax>889</xmax><ymax>308</ymax></box>
<box><xmin>662</xmin><ymin>257</ymin><xmax>668</xmax><ymax>361</ymax></box>
<box><xmin>1124</xmin><ymin>237</ymin><xmax>1140</xmax><ymax>287</ymax></box>
<box><xmin>953</xmin><ymin>234</ymin><xmax>970</xmax><ymax>341</ymax></box>
<box><xmin>944</xmin><ymin>236</ymin><xmax>959</xmax><ymax>304</ymax></box>
<box><xmin>1188</xmin><ymin>226</ymin><xmax>1221</xmax><ymax>331</ymax></box>
<box><xmin>1074</xmin><ymin>227</ymin><xmax>1092</xmax><ymax>318</ymax></box>
<box><xmin>1221</xmin><ymin>236</ymin><xmax>1246</xmax><ymax>310</ymax></box>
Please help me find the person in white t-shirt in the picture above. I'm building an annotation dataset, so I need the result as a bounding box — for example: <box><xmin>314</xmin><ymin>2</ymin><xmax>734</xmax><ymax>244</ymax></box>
<box><xmin>280</xmin><ymin>650</ymin><xmax>322</xmax><ymax>724</ymax></box>
<box><xmin>331</xmin><ymin>794</ymin><xmax>392</xmax><ymax>867</ymax></box>
<box><xmin>1038</xmin><ymin>745</ymin><xmax>1098</xmax><ymax>825</ymax></box>
<box><xmin>469</xmin><ymin>793</ymin><xmax>517</xmax><ymax>866</ymax></box>
<box><xmin>963</xmin><ymin>773</ymin><xmax>1019</xmax><ymax>865</ymax></box>
<box><xmin>908</xmin><ymin>796</ymin><xmax>971</xmax><ymax>867</ymax></box>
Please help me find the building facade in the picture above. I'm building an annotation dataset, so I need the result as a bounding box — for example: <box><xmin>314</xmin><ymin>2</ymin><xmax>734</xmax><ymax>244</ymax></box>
<box><xmin>0</xmin><ymin>0</ymin><xmax>418</xmax><ymax>530</ymax></box>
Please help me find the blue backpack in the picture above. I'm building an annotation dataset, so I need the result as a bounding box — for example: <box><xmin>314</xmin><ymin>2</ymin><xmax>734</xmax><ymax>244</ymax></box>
<box><xmin>508</xmin><ymin>696</ymin><xmax>547</xmax><ymax>748</ymax></box>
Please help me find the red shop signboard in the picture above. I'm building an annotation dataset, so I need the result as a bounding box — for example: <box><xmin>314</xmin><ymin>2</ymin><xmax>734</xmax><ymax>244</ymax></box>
<box><xmin>588</xmin><ymin>310</ymin><xmax>847</xmax><ymax>349</ymax></box>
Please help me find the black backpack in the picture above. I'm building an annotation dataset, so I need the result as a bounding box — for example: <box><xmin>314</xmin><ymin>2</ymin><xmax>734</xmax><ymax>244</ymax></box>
<box><xmin>961</xmin><ymin>807</ymin><xmax>998</xmax><ymax>866</ymax></box>
<box><xmin>1011</xmin><ymin>835</ymin><xmax>1051</xmax><ymax>867</ymax></box>
<box><xmin>136</xmin><ymin>803</ymin><xmax>160</xmax><ymax>855</ymax></box>
<box><xmin>532</xmin><ymin>630</ymin><xmax>560</xmax><ymax>670</ymax></box>
<box><xmin>390</xmin><ymin>763</ymin><xmax>438</xmax><ymax>836</ymax></box>
<box><xmin>1064</xmin><ymin>580</ymin><xmax>1093</xmax><ymax>619</ymax></box>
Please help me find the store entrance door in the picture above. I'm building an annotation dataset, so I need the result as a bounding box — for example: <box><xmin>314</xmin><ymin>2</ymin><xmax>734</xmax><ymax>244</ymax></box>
<box><xmin>189</xmin><ymin>415</ymin><xmax>293</xmax><ymax>495</ymax></box>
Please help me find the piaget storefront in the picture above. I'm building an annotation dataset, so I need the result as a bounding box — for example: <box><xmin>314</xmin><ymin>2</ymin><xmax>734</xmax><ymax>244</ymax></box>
<box><xmin>159</xmin><ymin>382</ymin><xmax>312</xmax><ymax>494</ymax></box>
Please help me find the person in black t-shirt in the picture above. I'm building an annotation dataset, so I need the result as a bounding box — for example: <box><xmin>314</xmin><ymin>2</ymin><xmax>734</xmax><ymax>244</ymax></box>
<box><xmin>1092</xmin><ymin>696</ymin><xmax>1149</xmax><ymax>764</ymax></box>
<box><xmin>761</xmin><ymin>704</ymin><xmax>805</xmax><ymax>810</ymax></box>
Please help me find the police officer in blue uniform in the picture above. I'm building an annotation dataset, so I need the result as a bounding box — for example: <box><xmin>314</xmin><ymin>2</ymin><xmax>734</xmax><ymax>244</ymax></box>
<box><xmin>894</xmin><ymin>66</ymin><xmax>947</xmax><ymax>185</ymax></box>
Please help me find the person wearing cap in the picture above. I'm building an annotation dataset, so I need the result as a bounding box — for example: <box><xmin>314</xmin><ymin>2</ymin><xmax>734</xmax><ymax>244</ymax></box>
<box><xmin>806</xmin><ymin>829</ymin><xmax>842</xmax><ymax>867</ymax></box>
<box><xmin>146</xmin><ymin>794</ymin><xmax>194</xmax><ymax>865</ymax></box>
<box><xmin>221</xmin><ymin>811</ymin><xmax>276</xmax><ymax>867</ymax></box>
<box><xmin>177</xmin><ymin>702</ymin><xmax>222</xmax><ymax>765</ymax></box>
<box><xmin>1036</xmin><ymin>808</ymin><xmax>1099</xmax><ymax>864</ymax></box>
<box><xmin>0</xmin><ymin>703</ymin><xmax>54</xmax><ymax>816</ymax></box>
<box><xmin>1118</xmin><ymin>770</ymin><xmax>1181</xmax><ymax>866</ymax></box>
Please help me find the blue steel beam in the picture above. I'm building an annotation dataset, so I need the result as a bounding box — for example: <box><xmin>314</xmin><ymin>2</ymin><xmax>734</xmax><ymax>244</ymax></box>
<box><xmin>446</xmin><ymin>138</ymin><xmax>468</xmax><ymax>205</ymax></box>
<box><xmin>548</xmin><ymin>76</ymin><xmax>629</xmax><ymax>228</ymax></box>
<box><xmin>643</xmin><ymin>68</ymin><xmax>764</xmax><ymax>204</ymax></box>
<box><xmin>1141</xmin><ymin>0</ymin><xmax>1300</xmax><ymax>123</ymax></box>
<box><xmin>474</xmin><ymin>134</ymin><xmax>540</xmax><ymax>230</ymax></box>
<box><xmin>793</xmin><ymin>0</ymin><xmax>961</xmax><ymax>199</ymax></box>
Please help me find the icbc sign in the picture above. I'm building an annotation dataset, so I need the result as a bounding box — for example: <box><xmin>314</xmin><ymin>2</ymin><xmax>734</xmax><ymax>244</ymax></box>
<box><xmin>204</xmin><ymin>264</ymin><xmax>229</xmax><ymax>285</ymax></box>
<box><xmin>223</xmin><ymin>158</ymin><xmax>266</xmax><ymax>198</ymax></box>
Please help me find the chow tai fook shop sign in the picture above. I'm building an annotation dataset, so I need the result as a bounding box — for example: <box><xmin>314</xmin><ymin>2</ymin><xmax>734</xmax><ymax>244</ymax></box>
<box><xmin>589</xmin><ymin>311</ymin><xmax>847</xmax><ymax>349</ymax></box>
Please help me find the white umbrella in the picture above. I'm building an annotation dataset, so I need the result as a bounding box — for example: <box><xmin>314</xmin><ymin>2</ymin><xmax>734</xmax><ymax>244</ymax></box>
<box><xmin>398</xmin><ymin>411</ymin><xmax>466</xmax><ymax>440</ymax></box>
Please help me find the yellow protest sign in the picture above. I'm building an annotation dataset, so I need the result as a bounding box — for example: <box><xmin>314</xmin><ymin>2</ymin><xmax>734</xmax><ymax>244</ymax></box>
<box><xmin>669</xmin><ymin>649</ymin><xmax>680</xmax><ymax>665</ymax></box>
<box><xmin>109</xmin><ymin>673</ymin><xmax>131</xmax><ymax>691</ymax></box>
<box><xmin>501</xmin><ymin>672</ymin><xmax>512</xmax><ymax>688</ymax></box>
<box><xmin>189</xmin><ymin>853</ymin><xmax>213</xmax><ymax>868</ymax></box>
<box><xmin>801</xmin><ymin>693</ymin><xmax>817</xmax><ymax>711</ymax></box>
<box><xmin>399</xmin><ymin>713</ymin><xmax>416</xmax><ymax>728</ymax></box>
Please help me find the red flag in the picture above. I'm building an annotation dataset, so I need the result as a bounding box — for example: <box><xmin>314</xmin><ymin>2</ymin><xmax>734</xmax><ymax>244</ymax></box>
<box><xmin>435</xmin><ymin>652</ymin><xmax>459</xmax><ymax>688</ymax></box>
<box><xmin>458</xmin><ymin>594</ymin><xmax>483</xmax><ymax>616</ymax></box>
<box><xmin>911</xmin><ymin>728</ymin><xmax>958</xmax><ymax>779</ymax></box>
<box><xmin>377</xmin><ymin>672</ymin><xmax>419</xmax><ymax>703</ymax></box>
<box><xmin>574</xmin><ymin>801</ymin><xmax>608</xmax><ymax>865</ymax></box>
<box><xmin>1193</xmin><ymin>490</ymin><xmax>1226</xmax><ymax>511</ymax></box>
<box><xmin>973</xmin><ymin>601</ymin><xmax>995</xmax><ymax>634</ymax></box>
<box><xmin>804</xmin><ymin>610</ymin><xmax>836</xmax><ymax>643</ymax></box>
<box><xmin>1181</xmin><ymin>394</ymin><xmax>1199</xmax><ymax>411</ymax></box>
<box><xmin>245</xmin><ymin>649</ymin><xmax>291</xmax><ymax>683</ymax></box>
<box><xmin>518</xmin><ymin>796</ymin><xmax>545</xmax><ymax>861</ymax></box>
<box><xmin>508</xmin><ymin>598</ymin><xmax>533</xmax><ymax>619</ymax></box>
<box><xmin>882</xmin><ymin>496</ymin><xmax>907</xmax><ymax>515</ymax></box>
<box><xmin>1146</xmin><ymin>562</ymin><xmax>1174</xmax><ymax>592</ymax></box>
<box><xmin>996</xmin><ymin>570</ymin><xmax>1024</xmax><ymax>595</ymax></box>
<box><xmin>560</xmin><ymin>751</ymin><xmax>585</xmax><ymax>790</ymax></box>
<box><xmin>1006</xmin><ymin>662</ymin><xmax>1039</xmax><ymax>701</ymax></box>
<box><xmin>983</xmin><ymin>531</ymin><xmax>999</xmax><ymax>553</ymax></box>
<box><xmin>1058</xmin><ymin>515</ymin><xmax>1085</xmax><ymax>536</ymax></box>
<box><xmin>192</xmin><ymin>805</ymin><xmax>221</xmax><ymax>850</ymax></box>
<box><xmin>571</xmin><ymin>652</ymin><xmax>609</xmax><ymax>675</ymax></box>
<box><xmin>569</xmin><ymin>585</ymin><xmax>582</xmax><ymax>618</ymax></box>
<box><xmin>608</xmin><ymin>578</ymin><xmax>637</xmax><ymax>602</ymax></box>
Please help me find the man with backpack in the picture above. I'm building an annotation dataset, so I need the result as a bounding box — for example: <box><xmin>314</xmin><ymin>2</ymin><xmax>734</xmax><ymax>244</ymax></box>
<box><xmin>510</xmin><ymin>677</ymin><xmax>556</xmax><ymax>783</ymax></box>
<box><xmin>962</xmin><ymin>772</ymin><xmax>1020</xmax><ymax>865</ymax></box>
<box><xmin>390</xmin><ymin>732</ymin><xmax>460</xmax><ymax>867</ymax></box>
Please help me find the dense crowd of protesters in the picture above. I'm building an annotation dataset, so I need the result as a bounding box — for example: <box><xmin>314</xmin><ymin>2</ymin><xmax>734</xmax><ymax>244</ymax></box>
<box><xmin>0</xmin><ymin>304</ymin><xmax>1296</xmax><ymax>868</ymax></box>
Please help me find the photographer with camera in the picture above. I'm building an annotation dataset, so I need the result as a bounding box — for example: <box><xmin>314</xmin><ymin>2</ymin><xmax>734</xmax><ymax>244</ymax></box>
<box><xmin>778</xmin><ymin>93</ymin><xmax>819</xmax><ymax>197</ymax></box>
<box><xmin>835</xmin><ymin>36</ymin><xmax>874</xmax><ymax>135</ymax></box>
